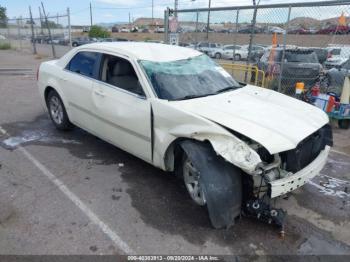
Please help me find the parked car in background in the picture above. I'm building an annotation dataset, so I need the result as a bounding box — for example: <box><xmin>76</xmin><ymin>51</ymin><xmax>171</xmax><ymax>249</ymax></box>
<box><xmin>195</xmin><ymin>42</ymin><xmax>221</xmax><ymax>55</ymax></box>
<box><xmin>72</xmin><ymin>38</ymin><xmax>94</xmax><ymax>47</ymax></box>
<box><xmin>38</xmin><ymin>42</ymin><xmax>332</xmax><ymax>229</ymax></box>
<box><xmin>268</xmin><ymin>26</ymin><xmax>286</xmax><ymax>34</ymax></box>
<box><xmin>154</xmin><ymin>27</ymin><xmax>165</xmax><ymax>33</ymax></box>
<box><xmin>309</xmin><ymin>47</ymin><xmax>329</xmax><ymax>64</ymax></box>
<box><xmin>238</xmin><ymin>26</ymin><xmax>263</xmax><ymax>34</ymax></box>
<box><xmin>288</xmin><ymin>28</ymin><xmax>310</xmax><ymax>34</ymax></box>
<box><xmin>317</xmin><ymin>25</ymin><xmax>350</xmax><ymax>35</ymax></box>
<box><xmin>120</xmin><ymin>28</ymin><xmax>130</xmax><ymax>33</ymax></box>
<box><xmin>256</xmin><ymin>47</ymin><xmax>322</xmax><ymax>91</ymax></box>
<box><xmin>324</xmin><ymin>45</ymin><xmax>350</xmax><ymax>69</ymax></box>
<box><xmin>0</xmin><ymin>35</ymin><xmax>6</xmax><ymax>40</ymax></box>
<box><xmin>208</xmin><ymin>44</ymin><xmax>243</xmax><ymax>59</ymax></box>
<box><xmin>325</xmin><ymin>58</ymin><xmax>350</xmax><ymax>96</ymax></box>
<box><xmin>241</xmin><ymin>44</ymin><xmax>267</xmax><ymax>61</ymax></box>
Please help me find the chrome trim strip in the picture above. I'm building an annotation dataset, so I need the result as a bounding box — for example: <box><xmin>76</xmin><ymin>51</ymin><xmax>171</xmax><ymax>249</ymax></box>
<box><xmin>68</xmin><ymin>102</ymin><xmax>151</xmax><ymax>142</ymax></box>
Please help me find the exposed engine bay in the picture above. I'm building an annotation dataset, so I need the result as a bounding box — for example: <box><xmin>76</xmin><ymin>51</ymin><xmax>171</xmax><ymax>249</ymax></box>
<box><xmin>241</xmin><ymin>124</ymin><xmax>333</xmax><ymax>232</ymax></box>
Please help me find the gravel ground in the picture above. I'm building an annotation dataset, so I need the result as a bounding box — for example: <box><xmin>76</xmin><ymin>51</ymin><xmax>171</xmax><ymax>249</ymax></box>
<box><xmin>0</xmin><ymin>49</ymin><xmax>349</xmax><ymax>258</ymax></box>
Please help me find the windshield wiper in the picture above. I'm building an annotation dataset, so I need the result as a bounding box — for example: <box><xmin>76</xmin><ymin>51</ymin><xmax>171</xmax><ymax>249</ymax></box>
<box><xmin>215</xmin><ymin>86</ymin><xmax>239</xmax><ymax>94</ymax></box>
<box><xmin>173</xmin><ymin>86</ymin><xmax>239</xmax><ymax>101</ymax></box>
<box><xmin>173</xmin><ymin>93</ymin><xmax>213</xmax><ymax>101</ymax></box>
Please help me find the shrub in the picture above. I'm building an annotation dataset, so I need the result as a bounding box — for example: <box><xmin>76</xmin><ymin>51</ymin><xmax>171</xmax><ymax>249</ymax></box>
<box><xmin>0</xmin><ymin>43</ymin><xmax>10</xmax><ymax>49</ymax></box>
<box><xmin>88</xmin><ymin>25</ymin><xmax>110</xmax><ymax>38</ymax></box>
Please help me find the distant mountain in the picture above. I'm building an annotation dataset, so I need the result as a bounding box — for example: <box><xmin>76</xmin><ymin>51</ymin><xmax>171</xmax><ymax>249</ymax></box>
<box><xmin>288</xmin><ymin>16</ymin><xmax>349</xmax><ymax>29</ymax></box>
<box><xmin>96</xmin><ymin>22</ymin><xmax>127</xmax><ymax>28</ymax></box>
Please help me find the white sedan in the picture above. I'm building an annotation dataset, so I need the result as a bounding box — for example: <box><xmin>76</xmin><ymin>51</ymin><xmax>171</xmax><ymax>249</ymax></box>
<box><xmin>38</xmin><ymin>42</ymin><xmax>332</xmax><ymax>228</ymax></box>
<box><xmin>209</xmin><ymin>44</ymin><xmax>248</xmax><ymax>60</ymax></box>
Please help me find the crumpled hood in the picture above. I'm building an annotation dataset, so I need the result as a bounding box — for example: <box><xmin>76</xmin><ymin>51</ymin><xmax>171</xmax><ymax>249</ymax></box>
<box><xmin>170</xmin><ymin>85</ymin><xmax>329</xmax><ymax>154</ymax></box>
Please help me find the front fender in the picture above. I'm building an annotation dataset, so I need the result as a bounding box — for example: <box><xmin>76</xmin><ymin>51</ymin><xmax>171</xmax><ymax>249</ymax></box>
<box><xmin>150</xmin><ymin>99</ymin><xmax>261</xmax><ymax>173</ymax></box>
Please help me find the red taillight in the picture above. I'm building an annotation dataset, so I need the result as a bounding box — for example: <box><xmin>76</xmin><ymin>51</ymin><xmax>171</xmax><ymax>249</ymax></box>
<box><xmin>327</xmin><ymin>53</ymin><xmax>332</xmax><ymax>59</ymax></box>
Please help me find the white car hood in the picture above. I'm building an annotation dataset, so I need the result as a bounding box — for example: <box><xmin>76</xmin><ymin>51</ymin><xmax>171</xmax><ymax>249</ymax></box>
<box><xmin>170</xmin><ymin>85</ymin><xmax>329</xmax><ymax>154</ymax></box>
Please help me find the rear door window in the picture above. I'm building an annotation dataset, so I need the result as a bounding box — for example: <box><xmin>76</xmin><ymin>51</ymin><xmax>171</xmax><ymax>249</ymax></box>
<box><xmin>67</xmin><ymin>51</ymin><xmax>100</xmax><ymax>78</ymax></box>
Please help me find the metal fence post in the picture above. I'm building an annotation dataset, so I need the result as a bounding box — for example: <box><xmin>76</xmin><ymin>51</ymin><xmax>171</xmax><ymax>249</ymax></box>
<box><xmin>164</xmin><ymin>8</ymin><xmax>170</xmax><ymax>44</ymax></box>
<box><xmin>17</xmin><ymin>17</ymin><xmax>22</xmax><ymax>51</ymax></box>
<box><xmin>245</xmin><ymin>4</ymin><xmax>258</xmax><ymax>82</ymax></box>
<box><xmin>41</xmin><ymin>2</ymin><xmax>56</xmax><ymax>58</ymax></box>
<box><xmin>67</xmin><ymin>7</ymin><xmax>72</xmax><ymax>48</ymax></box>
<box><xmin>232</xmin><ymin>9</ymin><xmax>239</xmax><ymax>64</ymax></box>
<box><xmin>195</xmin><ymin>10</ymin><xmax>199</xmax><ymax>44</ymax></box>
<box><xmin>6</xmin><ymin>18</ymin><xmax>11</xmax><ymax>45</ymax></box>
<box><xmin>206</xmin><ymin>0</ymin><xmax>211</xmax><ymax>40</ymax></box>
<box><xmin>29</xmin><ymin>6</ymin><xmax>37</xmax><ymax>54</ymax></box>
<box><xmin>277</xmin><ymin>5</ymin><xmax>292</xmax><ymax>93</ymax></box>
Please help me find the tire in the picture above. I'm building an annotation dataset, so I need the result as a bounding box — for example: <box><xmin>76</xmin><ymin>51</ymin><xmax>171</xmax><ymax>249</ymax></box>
<box><xmin>338</xmin><ymin>119</ymin><xmax>350</xmax><ymax>129</ymax></box>
<box><xmin>179</xmin><ymin>140</ymin><xmax>242</xmax><ymax>229</ymax></box>
<box><xmin>46</xmin><ymin>90</ymin><xmax>73</xmax><ymax>130</ymax></box>
<box><xmin>181</xmin><ymin>153</ymin><xmax>206</xmax><ymax>206</ymax></box>
<box><xmin>234</xmin><ymin>54</ymin><xmax>241</xmax><ymax>61</ymax></box>
<box><xmin>215</xmin><ymin>53</ymin><xmax>221</xmax><ymax>59</ymax></box>
<box><xmin>72</xmin><ymin>42</ymin><xmax>78</xmax><ymax>47</ymax></box>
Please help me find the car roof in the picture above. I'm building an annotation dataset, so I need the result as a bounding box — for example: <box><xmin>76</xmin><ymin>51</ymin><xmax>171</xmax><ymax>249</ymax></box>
<box><xmin>79</xmin><ymin>42</ymin><xmax>202</xmax><ymax>62</ymax></box>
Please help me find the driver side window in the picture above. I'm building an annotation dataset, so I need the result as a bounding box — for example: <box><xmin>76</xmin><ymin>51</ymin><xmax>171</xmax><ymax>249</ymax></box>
<box><xmin>99</xmin><ymin>54</ymin><xmax>145</xmax><ymax>97</ymax></box>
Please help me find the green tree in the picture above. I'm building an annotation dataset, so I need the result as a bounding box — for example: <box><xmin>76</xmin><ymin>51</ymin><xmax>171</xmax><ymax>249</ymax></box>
<box><xmin>46</xmin><ymin>20</ymin><xmax>62</xmax><ymax>29</ymax></box>
<box><xmin>89</xmin><ymin>25</ymin><xmax>110</xmax><ymax>38</ymax></box>
<box><xmin>0</xmin><ymin>5</ymin><xmax>8</xmax><ymax>28</ymax></box>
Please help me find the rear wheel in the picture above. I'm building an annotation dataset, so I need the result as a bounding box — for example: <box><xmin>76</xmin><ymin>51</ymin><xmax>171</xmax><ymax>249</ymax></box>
<box><xmin>46</xmin><ymin>90</ymin><xmax>73</xmax><ymax>130</ymax></box>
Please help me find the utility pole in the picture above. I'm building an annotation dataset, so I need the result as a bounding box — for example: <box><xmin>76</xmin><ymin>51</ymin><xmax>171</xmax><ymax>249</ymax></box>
<box><xmin>67</xmin><ymin>7</ymin><xmax>72</xmax><ymax>48</ymax></box>
<box><xmin>90</xmin><ymin>2</ymin><xmax>93</xmax><ymax>27</ymax></box>
<box><xmin>152</xmin><ymin>0</ymin><xmax>154</xmax><ymax>25</ymax></box>
<box><xmin>174</xmin><ymin>0</ymin><xmax>178</xmax><ymax>17</ymax></box>
<box><xmin>129</xmin><ymin>12</ymin><xmax>131</xmax><ymax>30</ymax></box>
<box><xmin>29</xmin><ymin>6</ymin><xmax>37</xmax><ymax>54</ymax></box>
<box><xmin>41</xmin><ymin>1</ymin><xmax>56</xmax><ymax>58</ymax></box>
<box><xmin>206</xmin><ymin>0</ymin><xmax>211</xmax><ymax>40</ymax></box>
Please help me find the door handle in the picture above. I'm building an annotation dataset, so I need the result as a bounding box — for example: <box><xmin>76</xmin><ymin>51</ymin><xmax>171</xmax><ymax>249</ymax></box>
<box><xmin>94</xmin><ymin>89</ymin><xmax>105</xmax><ymax>97</ymax></box>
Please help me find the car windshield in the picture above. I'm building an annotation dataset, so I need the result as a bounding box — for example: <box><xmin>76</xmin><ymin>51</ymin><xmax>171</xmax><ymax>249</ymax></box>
<box><xmin>139</xmin><ymin>55</ymin><xmax>240</xmax><ymax>100</ymax></box>
<box><xmin>284</xmin><ymin>51</ymin><xmax>318</xmax><ymax>63</ymax></box>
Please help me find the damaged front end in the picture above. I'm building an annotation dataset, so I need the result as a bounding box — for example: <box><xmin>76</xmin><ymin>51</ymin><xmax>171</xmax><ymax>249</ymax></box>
<box><xmin>241</xmin><ymin>124</ymin><xmax>333</xmax><ymax>230</ymax></box>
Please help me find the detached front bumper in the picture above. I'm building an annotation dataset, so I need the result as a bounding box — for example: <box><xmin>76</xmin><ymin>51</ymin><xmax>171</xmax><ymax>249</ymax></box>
<box><xmin>269</xmin><ymin>145</ymin><xmax>330</xmax><ymax>198</ymax></box>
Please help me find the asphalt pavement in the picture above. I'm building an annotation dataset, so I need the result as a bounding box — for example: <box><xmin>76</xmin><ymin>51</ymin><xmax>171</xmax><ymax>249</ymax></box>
<box><xmin>0</xmin><ymin>49</ymin><xmax>349</xmax><ymax>256</ymax></box>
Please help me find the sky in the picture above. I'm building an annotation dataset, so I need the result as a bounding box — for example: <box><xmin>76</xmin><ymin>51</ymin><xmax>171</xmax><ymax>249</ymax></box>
<box><xmin>0</xmin><ymin>0</ymin><xmax>347</xmax><ymax>25</ymax></box>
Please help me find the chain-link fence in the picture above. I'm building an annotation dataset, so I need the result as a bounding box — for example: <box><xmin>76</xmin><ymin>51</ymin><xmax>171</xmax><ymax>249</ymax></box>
<box><xmin>165</xmin><ymin>0</ymin><xmax>350</xmax><ymax>96</ymax></box>
<box><xmin>0</xmin><ymin>7</ymin><xmax>72</xmax><ymax>58</ymax></box>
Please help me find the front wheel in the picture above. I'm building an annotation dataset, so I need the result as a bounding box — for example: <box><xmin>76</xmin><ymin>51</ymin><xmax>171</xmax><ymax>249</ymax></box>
<box><xmin>182</xmin><ymin>154</ymin><xmax>206</xmax><ymax>206</ymax></box>
<box><xmin>47</xmin><ymin>90</ymin><xmax>73</xmax><ymax>130</ymax></box>
<box><xmin>179</xmin><ymin>141</ymin><xmax>242</xmax><ymax>229</ymax></box>
<box><xmin>215</xmin><ymin>53</ymin><xmax>221</xmax><ymax>59</ymax></box>
<box><xmin>234</xmin><ymin>54</ymin><xmax>241</xmax><ymax>61</ymax></box>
